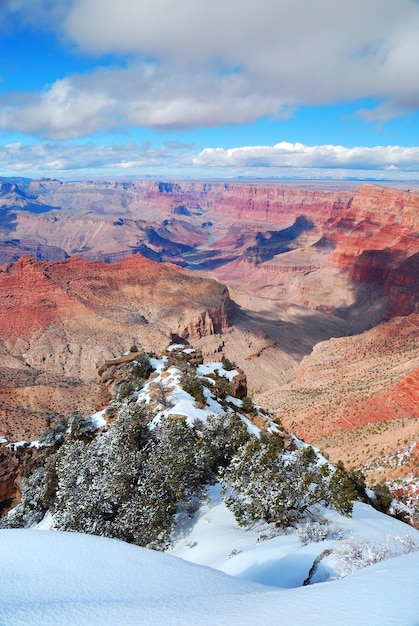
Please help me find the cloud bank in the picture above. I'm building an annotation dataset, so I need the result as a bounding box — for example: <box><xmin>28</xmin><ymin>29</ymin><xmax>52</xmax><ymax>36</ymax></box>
<box><xmin>194</xmin><ymin>143</ymin><xmax>419</xmax><ymax>171</ymax></box>
<box><xmin>1</xmin><ymin>141</ymin><xmax>418</xmax><ymax>179</ymax></box>
<box><xmin>1</xmin><ymin>0</ymin><xmax>418</xmax><ymax>138</ymax></box>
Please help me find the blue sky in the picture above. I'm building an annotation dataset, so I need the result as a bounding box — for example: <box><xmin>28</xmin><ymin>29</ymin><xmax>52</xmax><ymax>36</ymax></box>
<box><xmin>0</xmin><ymin>0</ymin><xmax>419</xmax><ymax>181</ymax></box>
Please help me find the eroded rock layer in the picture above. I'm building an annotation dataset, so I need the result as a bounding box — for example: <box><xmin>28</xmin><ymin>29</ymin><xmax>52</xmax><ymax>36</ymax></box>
<box><xmin>0</xmin><ymin>178</ymin><xmax>418</xmax><ymax>489</ymax></box>
<box><xmin>273</xmin><ymin>313</ymin><xmax>419</xmax><ymax>484</ymax></box>
<box><xmin>0</xmin><ymin>253</ymin><xmax>233</xmax><ymax>440</ymax></box>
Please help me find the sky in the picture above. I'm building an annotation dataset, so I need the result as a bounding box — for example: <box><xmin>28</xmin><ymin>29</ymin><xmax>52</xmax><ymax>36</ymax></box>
<box><xmin>0</xmin><ymin>0</ymin><xmax>419</xmax><ymax>181</ymax></box>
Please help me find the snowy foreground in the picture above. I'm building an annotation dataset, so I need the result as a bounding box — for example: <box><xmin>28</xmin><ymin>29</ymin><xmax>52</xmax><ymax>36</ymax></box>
<box><xmin>0</xmin><ymin>526</ymin><xmax>419</xmax><ymax>626</ymax></box>
<box><xmin>2</xmin><ymin>352</ymin><xmax>419</xmax><ymax>624</ymax></box>
<box><xmin>2</xmin><ymin>494</ymin><xmax>419</xmax><ymax>626</ymax></box>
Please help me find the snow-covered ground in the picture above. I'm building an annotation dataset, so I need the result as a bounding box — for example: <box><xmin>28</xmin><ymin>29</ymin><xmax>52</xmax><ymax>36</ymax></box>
<box><xmin>2</xmin><ymin>350</ymin><xmax>419</xmax><ymax>625</ymax></box>
<box><xmin>0</xmin><ymin>528</ymin><xmax>418</xmax><ymax>626</ymax></box>
<box><xmin>169</xmin><ymin>484</ymin><xmax>419</xmax><ymax>586</ymax></box>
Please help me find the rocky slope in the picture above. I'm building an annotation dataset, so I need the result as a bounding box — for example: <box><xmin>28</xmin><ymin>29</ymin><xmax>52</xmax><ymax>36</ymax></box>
<box><xmin>2</xmin><ymin>178</ymin><xmax>417</xmax><ymax>319</ymax></box>
<box><xmin>0</xmin><ymin>177</ymin><xmax>418</xmax><ymax>491</ymax></box>
<box><xmin>270</xmin><ymin>313</ymin><xmax>419</xmax><ymax>485</ymax></box>
<box><xmin>0</xmin><ymin>253</ymin><xmax>233</xmax><ymax>441</ymax></box>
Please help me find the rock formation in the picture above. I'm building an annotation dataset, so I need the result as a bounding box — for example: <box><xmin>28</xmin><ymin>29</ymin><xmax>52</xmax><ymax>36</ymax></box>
<box><xmin>0</xmin><ymin>177</ymin><xmax>418</xmax><ymax>491</ymax></box>
<box><xmin>0</xmin><ymin>253</ymin><xmax>233</xmax><ymax>441</ymax></box>
<box><xmin>273</xmin><ymin>313</ymin><xmax>419</xmax><ymax>484</ymax></box>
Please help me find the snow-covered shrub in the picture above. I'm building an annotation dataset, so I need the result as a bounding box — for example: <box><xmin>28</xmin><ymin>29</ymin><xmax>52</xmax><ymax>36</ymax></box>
<box><xmin>68</xmin><ymin>411</ymin><xmax>97</xmax><ymax>442</ymax></box>
<box><xmin>37</xmin><ymin>415</ymin><xmax>68</xmax><ymax>451</ymax></box>
<box><xmin>221</xmin><ymin>440</ymin><xmax>356</xmax><ymax>529</ymax></box>
<box><xmin>53</xmin><ymin>405</ymin><xmax>209</xmax><ymax>548</ymax></box>
<box><xmin>53</xmin><ymin>403</ymin><xmax>151</xmax><ymax>539</ymax></box>
<box><xmin>195</xmin><ymin>411</ymin><xmax>250</xmax><ymax>481</ymax></box>
<box><xmin>221</xmin><ymin>355</ymin><xmax>236</xmax><ymax>371</ymax></box>
<box><xmin>335</xmin><ymin>534</ymin><xmax>419</xmax><ymax>576</ymax></box>
<box><xmin>206</xmin><ymin>370</ymin><xmax>232</xmax><ymax>400</ymax></box>
<box><xmin>131</xmin><ymin>353</ymin><xmax>154</xmax><ymax>383</ymax></box>
<box><xmin>297</xmin><ymin>520</ymin><xmax>329</xmax><ymax>546</ymax></box>
<box><xmin>241</xmin><ymin>396</ymin><xmax>256</xmax><ymax>415</ymax></box>
<box><xmin>371</xmin><ymin>482</ymin><xmax>392</xmax><ymax>513</ymax></box>
<box><xmin>180</xmin><ymin>368</ymin><xmax>207</xmax><ymax>406</ymax></box>
<box><xmin>0</xmin><ymin>464</ymin><xmax>56</xmax><ymax>529</ymax></box>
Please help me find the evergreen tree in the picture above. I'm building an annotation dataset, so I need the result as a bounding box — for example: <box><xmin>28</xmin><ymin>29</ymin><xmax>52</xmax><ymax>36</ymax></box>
<box><xmin>221</xmin><ymin>440</ymin><xmax>354</xmax><ymax>529</ymax></box>
<box><xmin>196</xmin><ymin>411</ymin><xmax>250</xmax><ymax>481</ymax></box>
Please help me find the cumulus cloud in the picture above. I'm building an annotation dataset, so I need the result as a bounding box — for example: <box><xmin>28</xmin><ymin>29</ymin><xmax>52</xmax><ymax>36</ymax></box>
<box><xmin>0</xmin><ymin>0</ymin><xmax>418</xmax><ymax>136</ymax></box>
<box><xmin>0</xmin><ymin>63</ymin><xmax>290</xmax><ymax>139</ymax></box>
<box><xmin>61</xmin><ymin>0</ymin><xmax>419</xmax><ymax>105</ymax></box>
<box><xmin>1</xmin><ymin>140</ymin><xmax>418</xmax><ymax>180</ymax></box>
<box><xmin>193</xmin><ymin>143</ymin><xmax>419</xmax><ymax>171</ymax></box>
<box><xmin>0</xmin><ymin>0</ymin><xmax>71</xmax><ymax>29</ymax></box>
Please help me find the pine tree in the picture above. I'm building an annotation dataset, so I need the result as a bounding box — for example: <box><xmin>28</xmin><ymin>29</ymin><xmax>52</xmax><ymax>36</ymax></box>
<box><xmin>196</xmin><ymin>411</ymin><xmax>250</xmax><ymax>480</ymax></box>
<box><xmin>221</xmin><ymin>440</ymin><xmax>355</xmax><ymax>529</ymax></box>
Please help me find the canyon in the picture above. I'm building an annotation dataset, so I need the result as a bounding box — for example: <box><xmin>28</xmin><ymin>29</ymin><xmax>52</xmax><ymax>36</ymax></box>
<box><xmin>0</xmin><ymin>178</ymin><xmax>418</xmax><ymax>511</ymax></box>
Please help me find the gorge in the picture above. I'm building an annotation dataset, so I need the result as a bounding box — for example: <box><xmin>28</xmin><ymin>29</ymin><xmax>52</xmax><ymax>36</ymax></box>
<box><xmin>0</xmin><ymin>178</ymin><xmax>418</xmax><ymax>516</ymax></box>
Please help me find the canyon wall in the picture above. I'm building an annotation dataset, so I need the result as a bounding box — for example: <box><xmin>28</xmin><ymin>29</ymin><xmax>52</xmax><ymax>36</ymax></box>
<box><xmin>0</xmin><ymin>253</ymin><xmax>233</xmax><ymax>441</ymax></box>
<box><xmin>0</xmin><ymin>178</ymin><xmax>418</xmax><ymax>491</ymax></box>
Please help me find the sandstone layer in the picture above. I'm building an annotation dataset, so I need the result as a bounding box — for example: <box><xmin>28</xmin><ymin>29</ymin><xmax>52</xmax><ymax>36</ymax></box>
<box><xmin>0</xmin><ymin>253</ymin><xmax>233</xmax><ymax>440</ymax></box>
<box><xmin>270</xmin><ymin>313</ymin><xmax>419</xmax><ymax>484</ymax></box>
<box><xmin>0</xmin><ymin>178</ymin><xmax>418</xmax><ymax>491</ymax></box>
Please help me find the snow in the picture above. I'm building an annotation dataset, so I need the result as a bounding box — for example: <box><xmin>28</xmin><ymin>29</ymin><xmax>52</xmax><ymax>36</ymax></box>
<box><xmin>0</xmin><ymin>528</ymin><xmax>418</xmax><ymax>626</ymax></box>
<box><xmin>197</xmin><ymin>361</ymin><xmax>238</xmax><ymax>381</ymax></box>
<box><xmin>90</xmin><ymin>410</ymin><xmax>107</xmax><ymax>429</ymax></box>
<box><xmin>149</xmin><ymin>355</ymin><xmax>168</xmax><ymax>373</ymax></box>
<box><xmin>0</xmin><ymin>436</ymin><xmax>7</xmax><ymax>444</ymax></box>
<box><xmin>170</xmin><ymin>486</ymin><xmax>419</xmax><ymax>590</ymax></box>
<box><xmin>166</xmin><ymin>343</ymin><xmax>187</xmax><ymax>351</ymax></box>
<box><xmin>140</xmin><ymin>360</ymin><xmax>270</xmax><ymax>438</ymax></box>
<box><xmin>3</xmin><ymin>351</ymin><xmax>419</xmax><ymax>624</ymax></box>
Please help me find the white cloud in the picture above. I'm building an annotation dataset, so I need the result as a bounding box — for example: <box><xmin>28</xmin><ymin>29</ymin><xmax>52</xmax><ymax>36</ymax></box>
<box><xmin>0</xmin><ymin>0</ymin><xmax>71</xmax><ymax>29</ymax></box>
<box><xmin>0</xmin><ymin>63</ymin><xmax>290</xmax><ymax>139</ymax></box>
<box><xmin>0</xmin><ymin>140</ymin><xmax>192</xmax><ymax>176</ymax></box>
<box><xmin>193</xmin><ymin>143</ymin><xmax>419</xmax><ymax>171</ymax></box>
<box><xmin>0</xmin><ymin>77</ymin><xmax>118</xmax><ymax>140</ymax></box>
<box><xmin>0</xmin><ymin>0</ymin><xmax>418</xmax><ymax>136</ymax></box>
<box><xmin>1</xmin><ymin>140</ymin><xmax>419</xmax><ymax>180</ymax></box>
<box><xmin>63</xmin><ymin>0</ymin><xmax>419</xmax><ymax>105</ymax></box>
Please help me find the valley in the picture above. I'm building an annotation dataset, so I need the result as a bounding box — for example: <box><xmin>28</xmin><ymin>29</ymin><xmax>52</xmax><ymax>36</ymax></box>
<box><xmin>0</xmin><ymin>177</ymin><xmax>418</xmax><ymax>508</ymax></box>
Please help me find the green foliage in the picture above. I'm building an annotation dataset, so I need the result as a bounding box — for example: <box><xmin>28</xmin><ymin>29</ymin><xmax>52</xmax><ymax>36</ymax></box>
<box><xmin>181</xmin><ymin>369</ymin><xmax>207</xmax><ymax>406</ymax></box>
<box><xmin>68</xmin><ymin>411</ymin><xmax>96</xmax><ymax>442</ymax></box>
<box><xmin>52</xmin><ymin>405</ymin><xmax>207</xmax><ymax>549</ymax></box>
<box><xmin>221</xmin><ymin>355</ymin><xmax>236</xmax><ymax>371</ymax></box>
<box><xmin>117</xmin><ymin>381</ymin><xmax>135</xmax><ymax>401</ymax></box>
<box><xmin>37</xmin><ymin>416</ymin><xmax>68</xmax><ymax>454</ymax></box>
<box><xmin>116</xmin><ymin>354</ymin><xmax>155</xmax><ymax>401</ymax></box>
<box><xmin>221</xmin><ymin>442</ymin><xmax>355</xmax><ymax>529</ymax></box>
<box><xmin>131</xmin><ymin>353</ymin><xmax>154</xmax><ymax>382</ymax></box>
<box><xmin>328</xmin><ymin>466</ymin><xmax>357</xmax><ymax>516</ymax></box>
<box><xmin>0</xmin><ymin>458</ymin><xmax>58</xmax><ymax>529</ymax></box>
<box><xmin>213</xmin><ymin>374</ymin><xmax>232</xmax><ymax>400</ymax></box>
<box><xmin>241</xmin><ymin>396</ymin><xmax>255</xmax><ymax>414</ymax></box>
<box><xmin>335</xmin><ymin>461</ymin><xmax>367</xmax><ymax>502</ymax></box>
<box><xmin>196</xmin><ymin>412</ymin><xmax>250</xmax><ymax>480</ymax></box>
<box><xmin>371</xmin><ymin>482</ymin><xmax>392</xmax><ymax>513</ymax></box>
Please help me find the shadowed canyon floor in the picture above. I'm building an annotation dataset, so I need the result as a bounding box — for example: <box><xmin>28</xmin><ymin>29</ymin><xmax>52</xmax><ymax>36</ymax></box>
<box><xmin>0</xmin><ymin>179</ymin><xmax>418</xmax><ymax>492</ymax></box>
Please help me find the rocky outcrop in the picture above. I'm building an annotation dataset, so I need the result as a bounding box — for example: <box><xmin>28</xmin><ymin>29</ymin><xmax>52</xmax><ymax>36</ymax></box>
<box><xmin>1</xmin><ymin>179</ymin><xmax>417</xmax><ymax>323</ymax></box>
<box><xmin>229</xmin><ymin>368</ymin><xmax>248</xmax><ymax>400</ymax></box>
<box><xmin>0</xmin><ymin>253</ymin><xmax>234</xmax><ymax>441</ymax></box>
<box><xmin>276</xmin><ymin>313</ymin><xmax>419</xmax><ymax>484</ymax></box>
<box><xmin>0</xmin><ymin>443</ymin><xmax>41</xmax><ymax>516</ymax></box>
<box><xmin>330</xmin><ymin>185</ymin><xmax>419</xmax><ymax>313</ymax></box>
<box><xmin>0</xmin><ymin>177</ymin><xmax>418</xmax><ymax>492</ymax></box>
<box><xmin>0</xmin><ymin>254</ymin><xmax>233</xmax><ymax>346</ymax></box>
